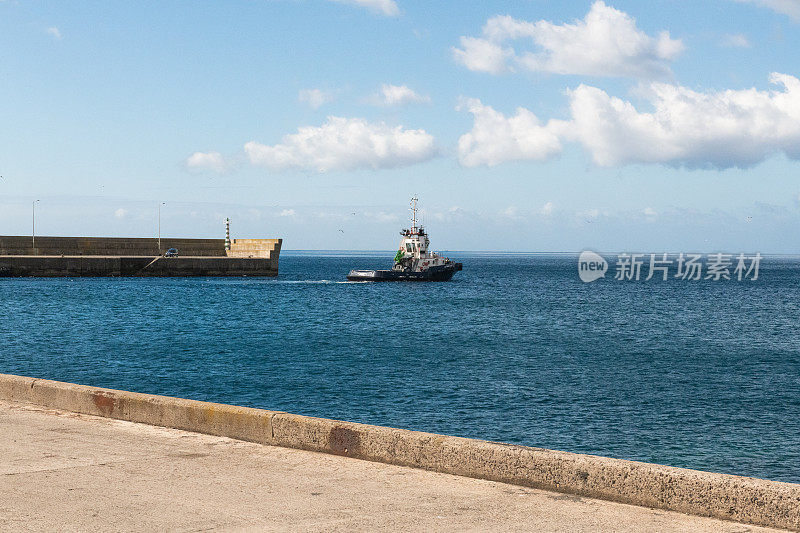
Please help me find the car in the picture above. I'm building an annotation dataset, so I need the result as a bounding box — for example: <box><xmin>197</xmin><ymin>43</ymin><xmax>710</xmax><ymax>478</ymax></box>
<box><xmin>164</xmin><ymin>248</ymin><xmax>179</xmax><ymax>258</ymax></box>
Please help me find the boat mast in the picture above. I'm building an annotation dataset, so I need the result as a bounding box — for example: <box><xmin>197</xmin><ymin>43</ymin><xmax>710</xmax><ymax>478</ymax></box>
<box><xmin>410</xmin><ymin>196</ymin><xmax>419</xmax><ymax>233</ymax></box>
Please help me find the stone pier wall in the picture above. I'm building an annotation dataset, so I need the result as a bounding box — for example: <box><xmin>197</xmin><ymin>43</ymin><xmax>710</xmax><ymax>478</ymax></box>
<box><xmin>0</xmin><ymin>235</ymin><xmax>282</xmax><ymax>276</ymax></box>
<box><xmin>0</xmin><ymin>236</ymin><xmax>226</xmax><ymax>257</ymax></box>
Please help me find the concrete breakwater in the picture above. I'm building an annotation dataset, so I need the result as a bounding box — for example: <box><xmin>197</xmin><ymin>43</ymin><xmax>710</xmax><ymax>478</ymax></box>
<box><xmin>0</xmin><ymin>373</ymin><xmax>797</xmax><ymax>531</ymax></box>
<box><xmin>0</xmin><ymin>235</ymin><xmax>281</xmax><ymax>276</ymax></box>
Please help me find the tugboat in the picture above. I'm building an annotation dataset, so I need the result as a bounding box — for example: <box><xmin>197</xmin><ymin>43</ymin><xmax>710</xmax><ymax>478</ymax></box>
<box><xmin>347</xmin><ymin>197</ymin><xmax>462</xmax><ymax>282</ymax></box>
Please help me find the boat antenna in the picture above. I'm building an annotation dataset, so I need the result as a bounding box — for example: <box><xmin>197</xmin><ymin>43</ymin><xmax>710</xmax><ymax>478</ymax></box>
<box><xmin>410</xmin><ymin>195</ymin><xmax>419</xmax><ymax>233</ymax></box>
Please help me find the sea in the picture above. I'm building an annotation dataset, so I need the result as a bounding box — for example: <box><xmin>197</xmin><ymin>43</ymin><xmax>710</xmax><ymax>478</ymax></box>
<box><xmin>2</xmin><ymin>251</ymin><xmax>799</xmax><ymax>483</ymax></box>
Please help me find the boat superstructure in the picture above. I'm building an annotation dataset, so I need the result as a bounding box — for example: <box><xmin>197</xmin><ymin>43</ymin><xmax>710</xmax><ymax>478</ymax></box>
<box><xmin>347</xmin><ymin>197</ymin><xmax>462</xmax><ymax>282</ymax></box>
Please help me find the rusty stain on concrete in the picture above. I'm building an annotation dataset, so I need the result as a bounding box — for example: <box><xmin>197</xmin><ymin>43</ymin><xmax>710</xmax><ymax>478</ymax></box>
<box><xmin>329</xmin><ymin>426</ymin><xmax>361</xmax><ymax>456</ymax></box>
<box><xmin>92</xmin><ymin>393</ymin><xmax>115</xmax><ymax>415</ymax></box>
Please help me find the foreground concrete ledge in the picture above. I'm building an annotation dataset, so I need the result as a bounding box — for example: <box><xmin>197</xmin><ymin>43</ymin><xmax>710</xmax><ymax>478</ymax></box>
<box><xmin>1</xmin><ymin>373</ymin><xmax>798</xmax><ymax>531</ymax></box>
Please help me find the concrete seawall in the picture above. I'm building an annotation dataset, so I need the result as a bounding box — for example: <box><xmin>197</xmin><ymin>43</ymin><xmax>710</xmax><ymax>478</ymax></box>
<box><xmin>0</xmin><ymin>255</ymin><xmax>280</xmax><ymax>277</ymax></box>
<box><xmin>0</xmin><ymin>235</ymin><xmax>282</xmax><ymax>276</ymax></box>
<box><xmin>0</xmin><ymin>236</ymin><xmax>227</xmax><ymax>256</ymax></box>
<box><xmin>1</xmin><ymin>372</ymin><xmax>797</xmax><ymax>531</ymax></box>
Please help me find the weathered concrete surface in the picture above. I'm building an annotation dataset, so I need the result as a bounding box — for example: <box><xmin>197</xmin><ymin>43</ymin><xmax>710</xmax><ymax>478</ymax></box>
<box><xmin>0</xmin><ymin>235</ymin><xmax>282</xmax><ymax>259</ymax></box>
<box><xmin>1</xmin><ymin>373</ymin><xmax>798</xmax><ymax>530</ymax></box>
<box><xmin>271</xmin><ymin>414</ymin><xmax>800</xmax><ymax>531</ymax></box>
<box><xmin>0</xmin><ymin>400</ymin><xmax>783</xmax><ymax>532</ymax></box>
<box><xmin>0</xmin><ymin>235</ymin><xmax>282</xmax><ymax>276</ymax></box>
<box><xmin>0</xmin><ymin>255</ymin><xmax>279</xmax><ymax>277</ymax></box>
<box><xmin>0</xmin><ymin>235</ymin><xmax>228</xmax><ymax>256</ymax></box>
<box><xmin>227</xmin><ymin>238</ymin><xmax>282</xmax><ymax>259</ymax></box>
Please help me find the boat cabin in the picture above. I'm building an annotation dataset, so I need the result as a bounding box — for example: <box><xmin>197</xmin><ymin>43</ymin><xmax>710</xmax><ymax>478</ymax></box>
<box><xmin>393</xmin><ymin>198</ymin><xmax>449</xmax><ymax>272</ymax></box>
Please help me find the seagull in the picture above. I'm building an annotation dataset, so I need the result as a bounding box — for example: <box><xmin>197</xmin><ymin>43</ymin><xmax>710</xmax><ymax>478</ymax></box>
<box><xmin>339</xmin><ymin>229</ymin><xmax>344</xmax><ymax>233</ymax></box>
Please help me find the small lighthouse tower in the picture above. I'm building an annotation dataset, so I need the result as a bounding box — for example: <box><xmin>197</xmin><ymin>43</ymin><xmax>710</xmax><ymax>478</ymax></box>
<box><xmin>225</xmin><ymin>218</ymin><xmax>231</xmax><ymax>250</ymax></box>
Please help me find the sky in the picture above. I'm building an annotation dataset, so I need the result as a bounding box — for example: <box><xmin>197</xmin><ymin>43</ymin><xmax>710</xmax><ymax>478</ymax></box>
<box><xmin>2</xmin><ymin>0</ymin><xmax>800</xmax><ymax>251</ymax></box>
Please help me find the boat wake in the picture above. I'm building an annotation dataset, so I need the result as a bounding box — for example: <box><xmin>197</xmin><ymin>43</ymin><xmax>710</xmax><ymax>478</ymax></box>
<box><xmin>274</xmin><ymin>279</ymin><xmax>360</xmax><ymax>284</ymax></box>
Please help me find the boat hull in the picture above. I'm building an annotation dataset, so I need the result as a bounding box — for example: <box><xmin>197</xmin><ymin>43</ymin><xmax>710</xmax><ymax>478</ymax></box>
<box><xmin>347</xmin><ymin>263</ymin><xmax>462</xmax><ymax>282</ymax></box>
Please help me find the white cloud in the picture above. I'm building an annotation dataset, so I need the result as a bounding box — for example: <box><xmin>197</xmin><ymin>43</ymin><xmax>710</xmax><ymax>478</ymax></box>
<box><xmin>114</xmin><ymin>208</ymin><xmax>127</xmax><ymax>219</ymax></box>
<box><xmin>720</xmin><ymin>33</ymin><xmax>751</xmax><ymax>48</ymax></box>
<box><xmin>327</xmin><ymin>0</ymin><xmax>399</xmax><ymax>17</ymax></box>
<box><xmin>452</xmin><ymin>37</ymin><xmax>514</xmax><ymax>75</ymax></box>
<box><xmin>456</xmin><ymin>98</ymin><xmax>564</xmax><ymax>167</ymax></box>
<box><xmin>540</xmin><ymin>201</ymin><xmax>555</xmax><ymax>216</ymax></box>
<box><xmin>452</xmin><ymin>1</ymin><xmax>683</xmax><ymax>79</ymax></box>
<box><xmin>46</xmin><ymin>27</ymin><xmax>62</xmax><ymax>40</ymax></box>
<box><xmin>185</xmin><ymin>151</ymin><xmax>227</xmax><ymax>173</ymax></box>
<box><xmin>458</xmin><ymin>74</ymin><xmax>800</xmax><ymax>169</ymax></box>
<box><xmin>299</xmin><ymin>88</ymin><xmax>333</xmax><ymax>109</ymax></box>
<box><xmin>564</xmin><ymin>73</ymin><xmax>800</xmax><ymax>167</ymax></box>
<box><xmin>643</xmin><ymin>207</ymin><xmax>658</xmax><ymax>221</ymax></box>
<box><xmin>734</xmin><ymin>0</ymin><xmax>800</xmax><ymax>21</ymax></box>
<box><xmin>244</xmin><ymin>116</ymin><xmax>437</xmax><ymax>172</ymax></box>
<box><xmin>499</xmin><ymin>206</ymin><xmax>522</xmax><ymax>220</ymax></box>
<box><xmin>377</xmin><ymin>84</ymin><xmax>430</xmax><ymax>106</ymax></box>
<box><xmin>279</xmin><ymin>209</ymin><xmax>296</xmax><ymax>217</ymax></box>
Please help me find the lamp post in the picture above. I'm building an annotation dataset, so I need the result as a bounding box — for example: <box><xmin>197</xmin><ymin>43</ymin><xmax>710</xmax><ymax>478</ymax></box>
<box><xmin>32</xmin><ymin>199</ymin><xmax>40</xmax><ymax>250</ymax></box>
<box><xmin>158</xmin><ymin>202</ymin><xmax>166</xmax><ymax>252</ymax></box>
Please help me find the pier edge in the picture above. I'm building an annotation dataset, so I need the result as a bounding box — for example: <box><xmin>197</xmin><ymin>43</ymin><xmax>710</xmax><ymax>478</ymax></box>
<box><xmin>1</xmin><ymin>372</ymin><xmax>797</xmax><ymax>531</ymax></box>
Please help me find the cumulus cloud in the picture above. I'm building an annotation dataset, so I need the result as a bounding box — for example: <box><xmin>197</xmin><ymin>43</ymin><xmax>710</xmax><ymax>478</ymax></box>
<box><xmin>114</xmin><ymin>208</ymin><xmax>127</xmax><ymax>219</ymax></box>
<box><xmin>564</xmin><ymin>73</ymin><xmax>800</xmax><ymax>167</ymax></box>
<box><xmin>720</xmin><ymin>33</ymin><xmax>751</xmax><ymax>48</ymax></box>
<box><xmin>46</xmin><ymin>27</ymin><xmax>62</xmax><ymax>40</ymax></box>
<box><xmin>327</xmin><ymin>0</ymin><xmax>399</xmax><ymax>17</ymax></box>
<box><xmin>734</xmin><ymin>0</ymin><xmax>800</xmax><ymax>21</ymax></box>
<box><xmin>279</xmin><ymin>209</ymin><xmax>296</xmax><ymax>217</ymax></box>
<box><xmin>458</xmin><ymin>74</ymin><xmax>800</xmax><ymax>169</ymax></box>
<box><xmin>452</xmin><ymin>1</ymin><xmax>683</xmax><ymax>79</ymax></box>
<box><xmin>185</xmin><ymin>151</ymin><xmax>227</xmax><ymax>173</ymax></box>
<box><xmin>299</xmin><ymin>88</ymin><xmax>333</xmax><ymax>109</ymax></box>
<box><xmin>457</xmin><ymin>98</ymin><xmax>564</xmax><ymax>167</ymax></box>
<box><xmin>452</xmin><ymin>37</ymin><xmax>514</xmax><ymax>75</ymax></box>
<box><xmin>540</xmin><ymin>201</ymin><xmax>555</xmax><ymax>216</ymax></box>
<box><xmin>244</xmin><ymin>116</ymin><xmax>437</xmax><ymax>172</ymax></box>
<box><xmin>377</xmin><ymin>84</ymin><xmax>430</xmax><ymax>106</ymax></box>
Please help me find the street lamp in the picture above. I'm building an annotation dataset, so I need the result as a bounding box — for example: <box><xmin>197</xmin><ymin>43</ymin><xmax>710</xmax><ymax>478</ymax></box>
<box><xmin>158</xmin><ymin>202</ymin><xmax>166</xmax><ymax>252</ymax></box>
<box><xmin>32</xmin><ymin>199</ymin><xmax>40</xmax><ymax>249</ymax></box>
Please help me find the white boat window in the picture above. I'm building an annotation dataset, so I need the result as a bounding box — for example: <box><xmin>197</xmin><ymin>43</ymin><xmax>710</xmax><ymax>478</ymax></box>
<box><xmin>406</xmin><ymin>243</ymin><xmax>412</xmax><ymax>252</ymax></box>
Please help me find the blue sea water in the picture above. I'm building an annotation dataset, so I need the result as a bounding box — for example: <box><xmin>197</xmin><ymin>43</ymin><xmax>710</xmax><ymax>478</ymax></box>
<box><xmin>2</xmin><ymin>252</ymin><xmax>799</xmax><ymax>483</ymax></box>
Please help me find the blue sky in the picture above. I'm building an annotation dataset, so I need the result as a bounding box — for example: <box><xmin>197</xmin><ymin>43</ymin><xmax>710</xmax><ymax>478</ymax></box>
<box><xmin>2</xmin><ymin>0</ymin><xmax>800</xmax><ymax>251</ymax></box>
